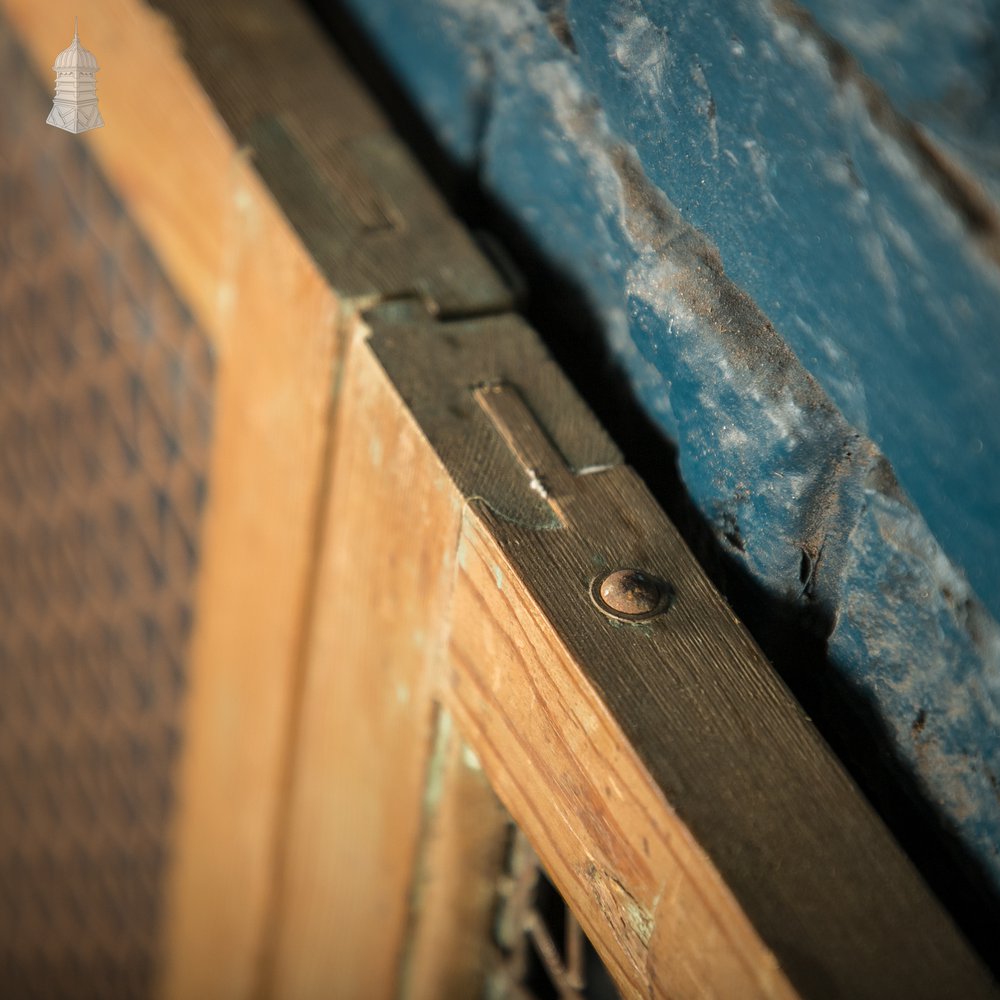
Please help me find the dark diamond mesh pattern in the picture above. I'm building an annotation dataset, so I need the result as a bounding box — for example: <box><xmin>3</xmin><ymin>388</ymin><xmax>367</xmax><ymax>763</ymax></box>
<box><xmin>491</xmin><ymin>826</ymin><xmax>620</xmax><ymax>1000</ymax></box>
<box><xmin>0</xmin><ymin>18</ymin><xmax>214</xmax><ymax>999</ymax></box>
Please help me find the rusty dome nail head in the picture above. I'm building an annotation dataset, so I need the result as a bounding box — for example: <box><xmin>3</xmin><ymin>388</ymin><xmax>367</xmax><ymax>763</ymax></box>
<box><xmin>590</xmin><ymin>568</ymin><xmax>671</xmax><ymax>622</ymax></box>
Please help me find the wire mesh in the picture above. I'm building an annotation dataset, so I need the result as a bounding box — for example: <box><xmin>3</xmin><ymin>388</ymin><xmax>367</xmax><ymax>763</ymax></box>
<box><xmin>490</xmin><ymin>825</ymin><xmax>620</xmax><ymax>1000</ymax></box>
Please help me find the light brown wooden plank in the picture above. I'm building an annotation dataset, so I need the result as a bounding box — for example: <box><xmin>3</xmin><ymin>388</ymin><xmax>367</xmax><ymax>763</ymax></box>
<box><xmin>0</xmin><ymin>5</ymin><xmax>511</xmax><ymax>997</ymax></box>
<box><xmin>259</xmin><ymin>316</ymin><xmax>466</xmax><ymax>999</ymax></box>
<box><xmin>0</xmin><ymin>3</ymin><xmax>351</xmax><ymax>995</ymax></box>
<box><xmin>157</xmin><ymin>164</ymin><xmax>342</xmax><ymax>1000</ymax></box>
<box><xmin>398</xmin><ymin>710</ymin><xmax>510</xmax><ymax>1000</ymax></box>
<box><xmin>448</xmin><ymin>504</ymin><xmax>792</xmax><ymax>1000</ymax></box>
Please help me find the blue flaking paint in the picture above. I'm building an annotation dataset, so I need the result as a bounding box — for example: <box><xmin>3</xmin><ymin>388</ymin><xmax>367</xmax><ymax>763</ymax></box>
<box><xmin>338</xmin><ymin>0</ymin><xmax>1000</xmax><ymax>891</ymax></box>
<box><xmin>567</xmin><ymin>0</ymin><xmax>1000</xmax><ymax>616</ymax></box>
<box><xmin>796</xmin><ymin>0</ymin><xmax>1000</xmax><ymax>204</ymax></box>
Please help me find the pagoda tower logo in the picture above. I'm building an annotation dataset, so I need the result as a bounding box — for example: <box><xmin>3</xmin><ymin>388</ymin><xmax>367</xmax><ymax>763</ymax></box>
<box><xmin>47</xmin><ymin>19</ymin><xmax>105</xmax><ymax>134</ymax></box>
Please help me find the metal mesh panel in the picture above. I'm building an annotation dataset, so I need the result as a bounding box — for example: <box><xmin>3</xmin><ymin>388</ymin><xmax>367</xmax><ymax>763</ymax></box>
<box><xmin>0</xmin><ymin>19</ymin><xmax>215</xmax><ymax>999</ymax></box>
<box><xmin>491</xmin><ymin>826</ymin><xmax>620</xmax><ymax>1000</ymax></box>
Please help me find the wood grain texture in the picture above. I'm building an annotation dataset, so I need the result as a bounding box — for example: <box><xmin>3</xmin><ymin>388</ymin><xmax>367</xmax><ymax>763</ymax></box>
<box><xmin>6</xmin><ymin>3</ymin><xmax>996</xmax><ymax>998</ymax></box>
<box><xmin>159</xmin><ymin>160</ymin><xmax>342</xmax><ymax>1000</ymax></box>
<box><xmin>0</xmin><ymin>4</ymin><xmax>511</xmax><ymax>997</ymax></box>
<box><xmin>369</xmin><ymin>310</ymin><xmax>998</xmax><ymax>1000</ymax></box>
<box><xmin>0</xmin><ymin>4</ymin><xmax>346</xmax><ymax>996</ymax></box>
<box><xmin>335</xmin><ymin>0</ymin><xmax>1000</xmax><ymax>911</ymax></box>
<box><xmin>259</xmin><ymin>317</ymin><xmax>465</xmax><ymax>1000</ymax></box>
<box><xmin>397</xmin><ymin>710</ymin><xmax>511</xmax><ymax>1000</ymax></box>
<box><xmin>450</xmin><ymin>506</ymin><xmax>791</xmax><ymax>1000</ymax></box>
<box><xmin>146</xmin><ymin>0</ymin><xmax>513</xmax><ymax>317</ymax></box>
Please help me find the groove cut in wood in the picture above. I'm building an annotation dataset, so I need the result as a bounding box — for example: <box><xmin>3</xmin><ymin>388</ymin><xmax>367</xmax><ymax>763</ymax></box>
<box><xmin>474</xmin><ymin>383</ymin><xmax>576</xmax><ymax>524</ymax></box>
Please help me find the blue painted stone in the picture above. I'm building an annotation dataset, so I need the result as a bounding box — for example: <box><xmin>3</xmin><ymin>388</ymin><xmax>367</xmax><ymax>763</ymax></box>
<box><xmin>797</xmin><ymin>0</ymin><xmax>1000</xmax><ymax>204</ymax></box>
<box><xmin>337</xmin><ymin>0</ymin><xmax>1000</xmax><ymax>896</ymax></box>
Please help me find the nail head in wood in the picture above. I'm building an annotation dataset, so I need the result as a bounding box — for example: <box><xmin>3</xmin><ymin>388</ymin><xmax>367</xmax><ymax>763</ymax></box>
<box><xmin>591</xmin><ymin>569</ymin><xmax>671</xmax><ymax>622</ymax></box>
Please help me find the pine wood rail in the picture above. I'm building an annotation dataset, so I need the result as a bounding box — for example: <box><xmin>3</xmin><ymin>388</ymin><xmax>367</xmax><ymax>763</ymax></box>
<box><xmin>1</xmin><ymin>1</ymin><xmax>996</xmax><ymax>998</ymax></box>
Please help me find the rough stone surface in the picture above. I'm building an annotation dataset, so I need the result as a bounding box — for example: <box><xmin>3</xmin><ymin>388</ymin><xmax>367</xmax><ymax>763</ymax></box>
<box><xmin>797</xmin><ymin>0</ymin><xmax>1000</xmax><ymax>206</ymax></box>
